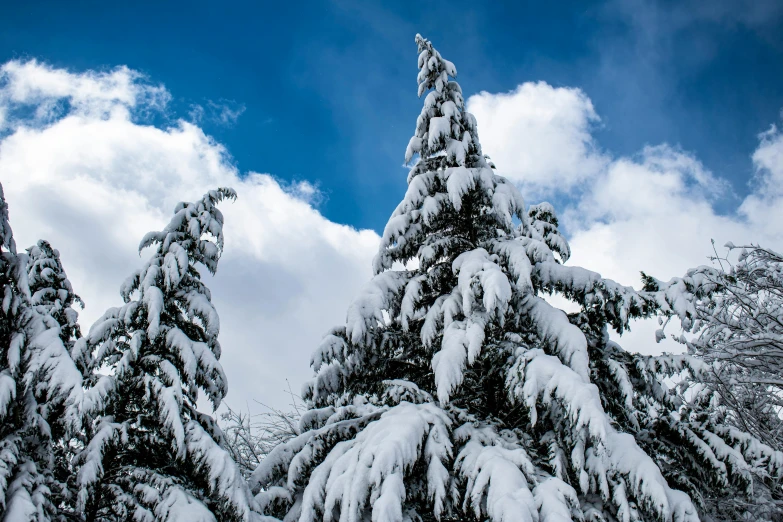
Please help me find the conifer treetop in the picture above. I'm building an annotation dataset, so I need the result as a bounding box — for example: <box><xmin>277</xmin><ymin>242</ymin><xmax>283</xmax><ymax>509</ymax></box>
<box><xmin>405</xmin><ymin>34</ymin><xmax>484</xmax><ymax>169</ymax></box>
<box><xmin>137</xmin><ymin>187</ymin><xmax>236</xmax><ymax>278</ymax></box>
<box><xmin>377</xmin><ymin>35</ymin><xmax>526</xmax><ymax>274</ymax></box>
<box><xmin>27</xmin><ymin>239</ymin><xmax>83</xmax><ymax>344</ymax></box>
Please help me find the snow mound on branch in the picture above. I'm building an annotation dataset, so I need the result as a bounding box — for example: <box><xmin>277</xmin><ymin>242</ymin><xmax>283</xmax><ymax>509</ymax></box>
<box><xmin>296</xmin><ymin>402</ymin><xmax>451</xmax><ymax>522</ymax></box>
<box><xmin>508</xmin><ymin>349</ymin><xmax>699</xmax><ymax>521</ymax></box>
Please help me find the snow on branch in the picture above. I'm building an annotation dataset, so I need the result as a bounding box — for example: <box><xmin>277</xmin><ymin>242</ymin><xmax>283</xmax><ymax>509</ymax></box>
<box><xmin>508</xmin><ymin>349</ymin><xmax>699</xmax><ymax>521</ymax></box>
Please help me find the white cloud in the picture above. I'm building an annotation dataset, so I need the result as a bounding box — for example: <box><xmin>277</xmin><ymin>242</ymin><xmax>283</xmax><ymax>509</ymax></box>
<box><xmin>467</xmin><ymin>81</ymin><xmax>608</xmax><ymax>196</ymax></box>
<box><xmin>280</xmin><ymin>179</ymin><xmax>323</xmax><ymax>207</ymax></box>
<box><xmin>0</xmin><ymin>60</ymin><xmax>169</xmax><ymax>126</ymax></box>
<box><xmin>0</xmin><ymin>60</ymin><xmax>378</xmax><ymax>412</ymax></box>
<box><xmin>740</xmin><ymin>123</ymin><xmax>783</xmax><ymax>233</ymax></box>
<box><xmin>469</xmin><ymin>82</ymin><xmax>783</xmax><ymax>357</ymax></box>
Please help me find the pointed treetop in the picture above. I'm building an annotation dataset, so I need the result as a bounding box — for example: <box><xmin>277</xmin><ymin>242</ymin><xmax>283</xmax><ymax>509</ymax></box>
<box><xmin>414</xmin><ymin>34</ymin><xmax>458</xmax><ymax>96</ymax></box>
<box><xmin>374</xmin><ymin>35</ymin><xmax>525</xmax><ymax>273</ymax></box>
<box><xmin>27</xmin><ymin>239</ymin><xmax>84</xmax><ymax>344</ymax></box>
<box><xmin>137</xmin><ymin>187</ymin><xmax>237</xmax><ymax>280</ymax></box>
<box><xmin>405</xmin><ymin>34</ymin><xmax>485</xmax><ymax>170</ymax></box>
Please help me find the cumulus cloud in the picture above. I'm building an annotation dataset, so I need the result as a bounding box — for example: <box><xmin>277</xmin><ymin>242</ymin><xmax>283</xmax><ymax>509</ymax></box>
<box><xmin>467</xmin><ymin>81</ymin><xmax>608</xmax><ymax>196</ymax></box>
<box><xmin>0</xmin><ymin>60</ymin><xmax>378</xmax><ymax>412</ymax></box>
<box><xmin>469</xmin><ymin>82</ymin><xmax>783</xmax><ymax>356</ymax></box>
<box><xmin>740</xmin><ymin>122</ymin><xmax>783</xmax><ymax>231</ymax></box>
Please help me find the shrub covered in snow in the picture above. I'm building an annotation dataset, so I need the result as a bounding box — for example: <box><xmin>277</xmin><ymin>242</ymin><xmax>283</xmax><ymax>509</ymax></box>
<box><xmin>220</xmin><ymin>400</ymin><xmax>302</xmax><ymax>481</ymax></box>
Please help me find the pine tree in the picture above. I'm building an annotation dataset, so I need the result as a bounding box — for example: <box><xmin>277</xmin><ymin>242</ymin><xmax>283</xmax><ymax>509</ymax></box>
<box><xmin>250</xmin><ymin>35</ymin><xmax>772</xmax><ymax>522</ymax></box>
<box><xmin>0</xmin><ymin>185</ymin><xmax>83</xmax><ymax>521</ymax></box>
<box><xmin>26</xmin><ymin>239</ymin><xmax>86</xmax><ymax>519</ymax></box>
<box><xmin>27</xmin><ymin>240</ymin><xmax>84</xmax><ymax>361</ymax></box>
<box><xmin>74</xmin><ymin>188</ymin><xmax>265</xmax><ymax>521</ymax></box>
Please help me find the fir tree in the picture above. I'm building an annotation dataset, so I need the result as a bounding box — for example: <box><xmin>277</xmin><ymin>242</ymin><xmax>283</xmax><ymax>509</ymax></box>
<box><xmin>0</xmin><ymin>185</ymin><xmax>83</xmax><ymax>521</ymax></box>
<box><xmin>250</xmin><ymin>35</ymin><xmax>771</xmax><ymax>522</ymax></box>
<box><xmin>27</xmin><ymin>240</ymin><xmax>84</xmax><ymax>361</ymax></box>
<box><xmin>74</xmin><ymin>188</ymin><xmax>265</xmax><ymax>521</ymax></box>
<box><xmin>26</xmin><ymin>239</ymin><xmax>86</xmax><ymax>519</ymax></box>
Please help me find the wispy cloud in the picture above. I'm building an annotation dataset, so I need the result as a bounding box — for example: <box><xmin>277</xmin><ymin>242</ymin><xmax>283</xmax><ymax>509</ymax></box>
<box><xmin>188</xmin><ymin>99</ymin><xmax>246</xmax><ymax>127</ymax></box>
<box><xmin>0</xmin><ymin>59</ymin><xmax>169</xmax><ymax>131</ymax></box>
<box><xmin>187</xmin><ymin>102</ymin><xmax>205</xmax><ymax>123</ymax></box>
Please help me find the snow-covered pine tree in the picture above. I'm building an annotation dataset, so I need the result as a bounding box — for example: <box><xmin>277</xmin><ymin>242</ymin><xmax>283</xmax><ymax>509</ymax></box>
<box><xmin>249</xmin><ymin>34</ymin><xmax>752</xmax><ymax>522</ymax></box>
<box><xmin>74</xmin><ymin>188</ymin><xmax>265</xmax><ymax>522</ymax></box>
<box><xmin>26</xmin><ymin>239</ymin><xmax>86</xmax><ymax>519</ymax></box>
<box><xmin>27</xmin><ymin>240</ymin><xmax>84</xmax><ymax>362</ymax></box>
<box><xmin>0</xmin><ymin>185</ymin><xmax>83</xmax><ymax>521</ymax></box>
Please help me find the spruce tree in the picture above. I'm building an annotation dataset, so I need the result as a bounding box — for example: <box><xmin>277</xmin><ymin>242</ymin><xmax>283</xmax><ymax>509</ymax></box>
<box><xmin>74</xmin><ymin>189</ymin><xmax>263</xmax><ymax>521</ymax></box>
<box><xmin>0</xmin><ymin>185</ymin><xmax>83</xmax><ymax>521</ymax></box>
<box><xmin>251</xmin><ymin>35</ymin><xmax>772</xmax><ymax>522</ymax></box>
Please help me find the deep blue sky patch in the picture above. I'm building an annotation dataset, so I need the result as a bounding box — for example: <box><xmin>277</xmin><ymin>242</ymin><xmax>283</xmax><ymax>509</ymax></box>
<box><xmin>2</xmin><ymin>0</ymin><xmax>781</xmax><ymax>231</ymax></box>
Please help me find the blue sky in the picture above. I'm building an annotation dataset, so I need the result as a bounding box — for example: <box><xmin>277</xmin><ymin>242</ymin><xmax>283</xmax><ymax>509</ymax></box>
<box><xmin>2</xmin><ymin>0</ymin><xmax>781</xmax><ymax>232</ymax></box>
